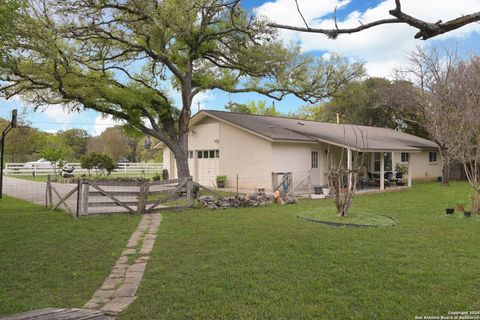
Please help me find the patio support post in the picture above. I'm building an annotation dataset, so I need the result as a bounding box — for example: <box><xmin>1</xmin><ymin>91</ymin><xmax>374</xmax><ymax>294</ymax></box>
<box><xmin>380</xmin><ymin>152</ymin><xmax>385</xmax><ymax>190</ymax></box>
<box><xmin>408</xmin><ymin>155</ymin><xmax>412</xmax><ymax>187</ymax></box>
<box><xmin>347</xmin><ymin>148</ymin><xmax>353</xmax><ymax>190</ymax></box>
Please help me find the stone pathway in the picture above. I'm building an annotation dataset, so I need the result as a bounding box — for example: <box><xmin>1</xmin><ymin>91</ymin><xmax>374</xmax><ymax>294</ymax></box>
<box><xmin>83</xmin><ymin>213</ymin><xmax>161</xmax><ymax>315</ymax></box>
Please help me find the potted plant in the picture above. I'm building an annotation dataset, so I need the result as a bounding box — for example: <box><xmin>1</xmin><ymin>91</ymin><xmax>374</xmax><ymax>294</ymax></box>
<box><xmin>445</xmin><ymin>206</ymin><xmax>454</xmax><ymax>215</ymax></box>
<box><xmin>216</xmin><ymin>175</ymin><xmax>227</xmax><ymax>188</ymax></box>
<box><xmin>323</xmin><ymin>187</ymin><xmax>330</xmax><ymax>196</ymax></box>
<box><xmin>456</xmin><ymin>201</ymin><xmax>465</xmax><ymax>212</ymax></box>
<box><xmin>313</xmin><ymin>186</ymin><xmax>323</xmax><ymax>195</ymax></box>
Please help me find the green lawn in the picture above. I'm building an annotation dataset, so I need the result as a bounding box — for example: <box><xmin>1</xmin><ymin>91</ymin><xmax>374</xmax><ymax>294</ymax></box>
<box><xmin>120</xmin><ymin>182</ymin><xmax>480</xmax><ymax>320</ymax></box>
<box><xmin>0</xmin><ymin>196</ymin><xmax>141</xmax><ymax>316</ymax></box>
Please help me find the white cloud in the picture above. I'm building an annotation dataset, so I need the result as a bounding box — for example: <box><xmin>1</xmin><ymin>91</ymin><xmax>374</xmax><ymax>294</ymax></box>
<box><xmin>192</xmin><ymin>91</ymin><xmax>214</xmax><ymax>113</ymax></box>
<box><xmin>42</xmin><ymin>105</ymin><xmax>76</xmax><ymax>124</ymax></box>
<box><xmin>255</xmin><ymin>0</ymin><xmax>480</xmax><ymax>77</ymax></box>
<box><xmin>92</xmin><ymin>114</ymin><xmax>124</xmax><ymax>136</ymax></box>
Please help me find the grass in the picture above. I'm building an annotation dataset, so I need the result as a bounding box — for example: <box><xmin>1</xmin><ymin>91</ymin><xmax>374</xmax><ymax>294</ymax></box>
<box><xmin>120</xmin><ymin>181</ymin><xmax>480</xmax><ymax>319</ymax></box>
<box><xmin>0</xmin><ymin>195</ymin><xmax>141</xmax><ymax>317</ymax></box>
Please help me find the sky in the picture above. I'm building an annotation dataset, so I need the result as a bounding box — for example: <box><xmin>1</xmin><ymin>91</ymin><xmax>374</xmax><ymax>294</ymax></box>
<box><xmin>1</xmin><ymin>0</ymin><xmax>479</xmax><ymax>135</ymax></box>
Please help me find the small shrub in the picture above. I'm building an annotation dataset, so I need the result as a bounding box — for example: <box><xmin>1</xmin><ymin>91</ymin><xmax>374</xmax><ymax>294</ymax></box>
<box><xmin>216</xmin><ymin>175</ymin><xmax>227</xmax><ymax>183</ymax></box>
<box><xmin>81</xmin><ymin>153</ymin><xmax>117</xmax><ymax>176</ymax></box>
<box><xmin>42</xmin><ymin>147</ymin><xmax>65</xmax><ymax>177</ymax></box>
<box><xmin>395</xmin><ymin>163</ymin><xmax>408</xmax><ymax>176</ymax></box>
<box><xmin>152</xmin><ymin>173</ymin><xmax>162</xmax><ymax>181</ymax></box>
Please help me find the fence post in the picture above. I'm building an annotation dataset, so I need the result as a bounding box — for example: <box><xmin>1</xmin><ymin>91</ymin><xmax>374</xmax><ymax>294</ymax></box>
<box><xmin>76</xmin><ymin>179</ymin><xmax>81</xmax><ymax>218</ymax></box>
<box><xmin>186</xmin><ymin>176</ymin><xmax>194</xmax><ymax>207</ymax></box>
<box><xmin>48</xmin><ymin>175</ymin><xmax>53</xmax><ymax>208</ymax></box>
<box><xmin>80</xmin><ymin>182</ymin><xmax>89</xmax><ymax>216</ymax></box>
<box><xmin>137</xmin><ymin>180</ymin><xmax>149</xmax><ymax>214</ymax></box>
<box><xmin>45</xmin><ymin>175</ymin><xmax>52</xmax><ymax>208</ymax></box>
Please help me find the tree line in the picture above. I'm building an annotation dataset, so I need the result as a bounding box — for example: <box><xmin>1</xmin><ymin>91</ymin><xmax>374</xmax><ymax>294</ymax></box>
<box><xmin>0</xmin><ymin>119</ymin><xmax>161</xmax><ymax>163</ymax></box>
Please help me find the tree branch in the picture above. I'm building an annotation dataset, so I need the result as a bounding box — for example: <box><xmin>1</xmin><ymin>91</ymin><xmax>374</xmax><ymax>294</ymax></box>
<box><xmin>268</xmin><ymin>0</ymin><xmax>480</xmax><ymax>40</ymax></box>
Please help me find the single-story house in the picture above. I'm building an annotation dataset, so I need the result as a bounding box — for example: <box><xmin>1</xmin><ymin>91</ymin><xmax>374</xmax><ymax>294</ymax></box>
<box><xmin>161</xmin><ymin>110</ymin><xmax>442</xmax><ymax>192</ymax></box>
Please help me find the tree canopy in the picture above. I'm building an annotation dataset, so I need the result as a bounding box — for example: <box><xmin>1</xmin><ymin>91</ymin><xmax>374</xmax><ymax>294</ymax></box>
<box><xmin>0</xmin><ymin>0</ymin><xmax>364</xmax><ymax>177</ymax></box>
<box><xmin>225</xmin><ymin>100</ymin><xmax>282</xmax><ymax>116</ymax></box>
<box><xmin>293</xmin><ymin>77</ymin><xmax>427</xmax><ymax>137</ymax></box>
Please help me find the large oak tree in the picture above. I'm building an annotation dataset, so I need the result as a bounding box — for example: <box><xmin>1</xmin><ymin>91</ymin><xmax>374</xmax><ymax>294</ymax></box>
<box><xmin>0</xmin><ymin>0</ymin><xmax>363</xmax><ymax>177</ymax></box>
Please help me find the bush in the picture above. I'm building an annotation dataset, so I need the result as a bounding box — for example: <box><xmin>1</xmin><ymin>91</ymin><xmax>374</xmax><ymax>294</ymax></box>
<box><xmin>216</xmin><ymin>175</ymin><xmax>227</xmax><ymax>183</ymax></box>
<box><xmin>80</xmin><ymin>153</ymin><xmax>117</xmax><ymax>176</ymax></box>
<box><xmin>152</xmin><ymin>173</ymin><xmax>162</xmax><ymax>181</ymax></box>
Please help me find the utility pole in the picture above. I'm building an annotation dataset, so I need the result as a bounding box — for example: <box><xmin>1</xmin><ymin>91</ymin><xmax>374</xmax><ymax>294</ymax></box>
<box><xmin>0</xmin><ymin>109</ymin><xmax>18</xmax><ymax>199</ymax></box>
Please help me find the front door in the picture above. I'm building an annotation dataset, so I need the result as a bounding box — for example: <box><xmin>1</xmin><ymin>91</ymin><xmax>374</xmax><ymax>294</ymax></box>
<box><xmin>196</xmin><ymin>150</ymin><xmax>220</xmax><ymax>187</ymax></box>
<box><xmin>310</xmin><ymin>150</ymin><xmax>321</xmax><ymax>185</ymax></box>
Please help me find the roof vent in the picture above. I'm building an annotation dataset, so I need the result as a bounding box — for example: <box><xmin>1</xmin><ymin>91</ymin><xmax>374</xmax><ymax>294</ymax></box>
<box><xmin>297</xmin><ymin>121</ymin><xmax>305</xmax><ymax>125</ymax></box>
<box><xmin>268</xmin><ymin>125</ymin><xmax>274</xmax><ymax>129</ymax></box>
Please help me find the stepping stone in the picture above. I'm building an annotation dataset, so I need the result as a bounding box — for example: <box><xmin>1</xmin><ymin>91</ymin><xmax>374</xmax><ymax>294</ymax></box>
<box><xmin>121</xmin><ymin>248</ymin><xmax>136</xmax><ymax>256</ymax></box>
<box><xmin>128</xmin><ymin>262</ymin><xmax>147</xmax><ymax>273</ymax></box>
<box><xmin>92</xmin><ymin>289</ymin><xmax>115</xmax><ymax>300</ymax></box>
<box><xmin>101</xmin><ymin>297</ymin><xmax>136</xmax><ymax>314</ymax></box>
<box><xmin>113</xmin><ymin>283</ymin><xmax>138</xmax><ymax>297</ymax></box>
<box><xmin>100</xmin><ymin>278</ymin><xmax>123</xmax><ymax>290</ymax></box>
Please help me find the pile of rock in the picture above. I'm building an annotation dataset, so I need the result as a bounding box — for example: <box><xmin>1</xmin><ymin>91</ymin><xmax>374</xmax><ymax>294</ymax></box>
<box><xmin>198</xmin><ymin>191</ymin><xmax>297</xmax><ymax>210</ymax></box>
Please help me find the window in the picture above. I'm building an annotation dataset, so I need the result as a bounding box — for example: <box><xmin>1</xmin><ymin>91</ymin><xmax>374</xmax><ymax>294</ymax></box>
<box><xmin>429</xmin><ymin>152</ymin><xmax>437</xmax><ymax>163</ymax></box>
<box><xmin>401</xmin><ymin>152</ymin><xmax>409</xmax><ymax>163</ymax></box>
<box><xmin>311</xmin><ymin>151</ymin><xmax>318</xmax><ymax>169</ymax></box>
<box><xmin>188</xmin><ymin>151</ymin><xmax>193</xmax><ymax>159</ymax></box>
<box><xmin>196</xmin><ymin>149</ymin><xmax>219</xmax><ymax>159</ymax></box>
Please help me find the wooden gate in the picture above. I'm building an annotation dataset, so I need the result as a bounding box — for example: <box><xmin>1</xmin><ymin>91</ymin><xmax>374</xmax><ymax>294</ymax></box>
<box><xmin>46</xmin><ymin>176</ymin><xmax>195</xmax><ymax>216</ymax></box>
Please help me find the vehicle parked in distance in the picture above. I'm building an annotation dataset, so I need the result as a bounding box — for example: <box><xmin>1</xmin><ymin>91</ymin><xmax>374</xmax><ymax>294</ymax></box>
<box><xmin>24</xmin><ymin>158</ymin><xmax>54</xmax><ymax>168</ymax></box>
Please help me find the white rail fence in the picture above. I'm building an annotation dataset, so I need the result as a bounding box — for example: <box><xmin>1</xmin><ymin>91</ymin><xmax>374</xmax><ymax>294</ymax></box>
<box><xmin>5</xmin><ymin>162</ymin><xmax>164</xmax><ymax>176</ymax></box>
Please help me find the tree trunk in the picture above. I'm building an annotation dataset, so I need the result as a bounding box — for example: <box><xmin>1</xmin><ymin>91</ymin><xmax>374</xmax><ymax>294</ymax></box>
<box><xmin>473</xmin><ymin>189</ymin><xmax>480</xmax><ymax>214</ymax></box>
<box><xmin>171</xmin><ymin>131</ymin><xmax>190</xmax><ymax>178</ymax></box>
<box><xmin>442</xmin><ymin>157</ymin><xmax>450</xmax><ymax>185</ymax></box>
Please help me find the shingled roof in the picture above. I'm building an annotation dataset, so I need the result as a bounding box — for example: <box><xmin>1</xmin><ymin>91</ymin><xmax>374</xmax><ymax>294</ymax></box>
<box><xmin>192</xmin><ymin>110</ymin><xmax>438</xmax><ymax>152</ymax></box>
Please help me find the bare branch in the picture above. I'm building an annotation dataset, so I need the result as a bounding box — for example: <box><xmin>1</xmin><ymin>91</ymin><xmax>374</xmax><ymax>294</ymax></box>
<box><xmin>269</xmin><ymin>1</ymin><xmax>480</xmax><ymax>40</ymax></box>
<box><xmin>294</xmin><ymin>0</ymin><xmax>310</xmax><ymax>30</ymax></box>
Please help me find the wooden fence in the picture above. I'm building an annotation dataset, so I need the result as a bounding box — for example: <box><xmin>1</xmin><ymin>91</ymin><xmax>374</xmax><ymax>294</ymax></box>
<box><xmin>45</xmin><ymin>176</ymin><xmax>195</xmax><ymax>217</ymax></box>
<box><xmin>7</xmin><ymin>162</ymin><xmax>163</xmax><ymax>176</ymax></box>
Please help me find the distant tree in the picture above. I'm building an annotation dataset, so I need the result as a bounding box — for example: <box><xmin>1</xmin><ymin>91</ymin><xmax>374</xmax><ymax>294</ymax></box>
<box><xmin>296</xmin><ymin>77</ymin><xmax>426</xmax><ymax>136</ymax></box>
<box><xmin>87</xmin><ymin>127</ymin><xmax>135</xmax><ymax>162</ymax></box>
<box><xmin>0</xmin><ymin>0</ymin><xmax>364</xmax><ymax>178</ymax></box>
<box><xmin>399</xmin><ymin>46</ymin><xmax>464</xmax><ymax>185</ymax></box>
<box><xmin>41</xmin><ymin>147</ymin><xmax>64</xmax><ymax>176</ymax></box>
<box><xmin>57</xmin><ymin>129</ymin><xmax>90</xmax><ymax>161</ymax></box>
<box><xmin>0</xmin><ymin>117</ymin><xmax>42</xmax><ymax>162</ymax></box>
<box><xmin>225</xmin><ymin>102</ymin><xmax>254</xmax><ymax>114</ymax></box>
<box><xmin>225</xmin><ymin>100</ymin><xmax>283</xmax><ymax>116</ymax></box>
<box><xmin>450</xmin><ymin>56</ymin><xmax>480</xmax><ymax>212</ymax></box>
